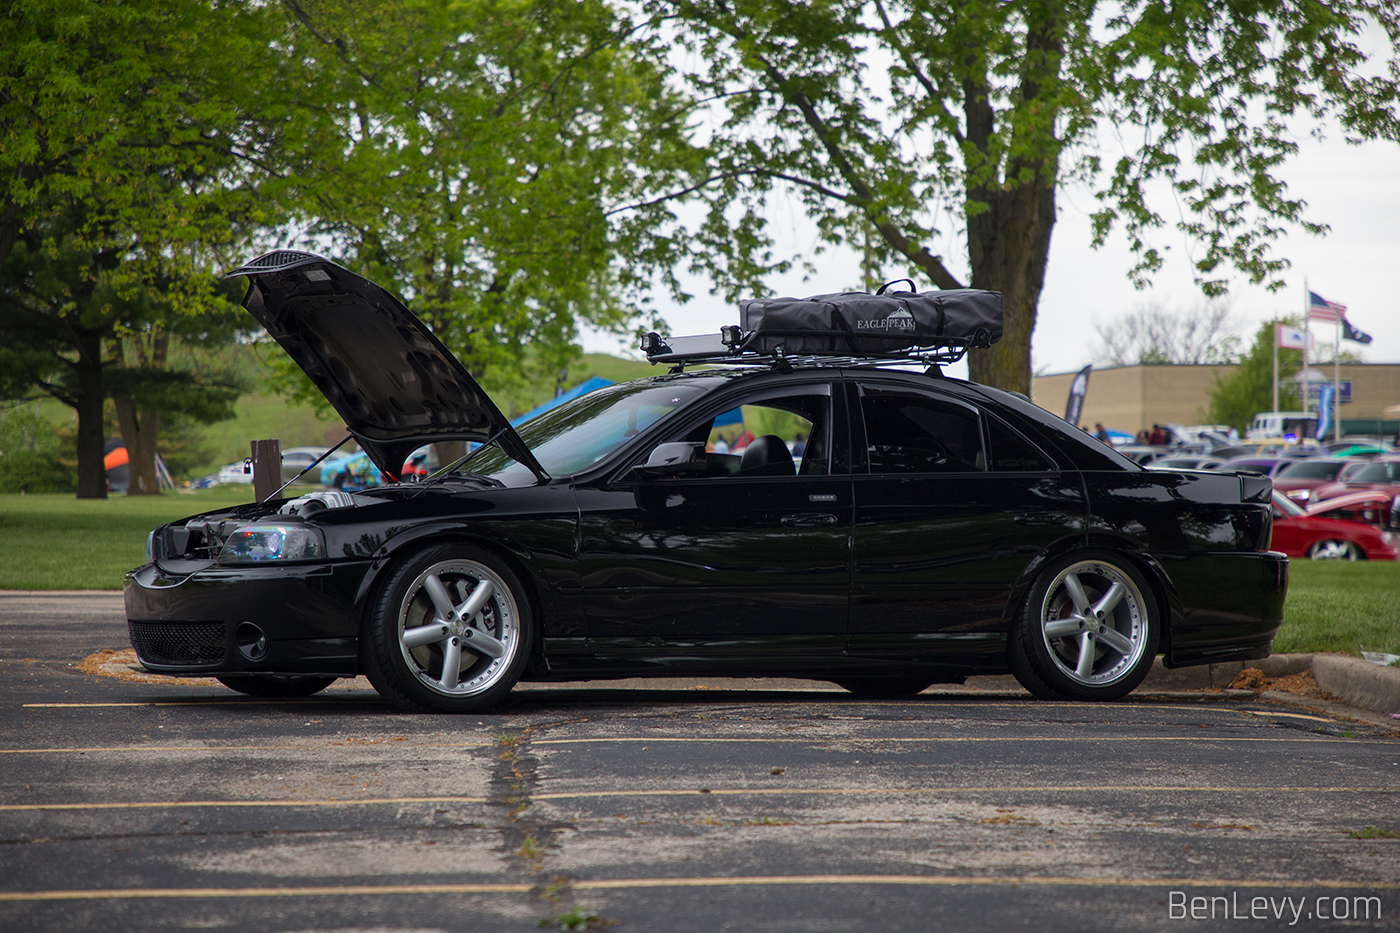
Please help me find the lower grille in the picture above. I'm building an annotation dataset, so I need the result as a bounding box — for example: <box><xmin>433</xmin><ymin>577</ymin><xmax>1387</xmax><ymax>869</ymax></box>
<box><xmin>128</xmin><ymin>621</ymin><xmax>226</xmax><ymax>667</ymax></box>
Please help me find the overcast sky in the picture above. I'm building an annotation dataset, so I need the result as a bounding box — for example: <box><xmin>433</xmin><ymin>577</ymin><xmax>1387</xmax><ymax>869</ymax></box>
<box><xmin>584</xmin><ymin>121</ymin><xmax>1400</xmax><ymax>386</ymax></box>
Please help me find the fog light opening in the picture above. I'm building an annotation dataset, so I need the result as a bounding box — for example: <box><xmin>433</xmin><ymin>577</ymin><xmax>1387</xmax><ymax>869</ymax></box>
<box><xmin>236</xmin><ymin>622</ymin><xmax>267</xmax><ymax>661</ymax></box>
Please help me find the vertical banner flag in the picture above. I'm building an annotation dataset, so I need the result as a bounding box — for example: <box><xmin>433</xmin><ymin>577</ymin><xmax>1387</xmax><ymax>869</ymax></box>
<box><xmin>1277</xmin><ymin>323</ymin><xmax>1308</xmax><ymax>350</ymax></box>
<box><xmin>1064</xmin><ymin>364</ymin><xmax>1092</xmax><ymax>427</ymax></box>
<box><xmin>1315</xmin><ymin>384</ymin><xmax>1334</xmax><ymax>440</ymax></box>
<box><xmin>1308</xmin><ymin>291</ymin><xmax>1347</xmax><ymax>323</ymax></box>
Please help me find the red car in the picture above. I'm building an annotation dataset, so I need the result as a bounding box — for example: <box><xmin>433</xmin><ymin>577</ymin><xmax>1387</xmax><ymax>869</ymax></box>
<box><xmin>1271</xmin><ymin>492</ymin><xmax>1399</xmax><ymax>561</ymax></box>
<box><xmin>1309</xmin><ymin>457</ymin><xmax>1400</xmax><ymax>502</ymax></box>
<box><xmin>1272</xmin><ymin>458</ymin><xmax>1361</xmax><ymax>507</ymax></box>
<box><xmin>1305</xmin><ymin>490</ymin><xmax>1398</xmax><ymax>532</ymax></box>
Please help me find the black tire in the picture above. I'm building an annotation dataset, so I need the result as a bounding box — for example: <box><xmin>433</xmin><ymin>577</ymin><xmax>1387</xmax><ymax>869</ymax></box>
<box><xmin>1306</xmin><ymin>539</ymin><xmax>1362</xmax><ymax>561</ymax></box>
<box><xmin>362</xmin><ymin>544</ymin><xmax>533</xmax><ymax>713</ymax></box>
<box><xmin>215</xmin><ymin>674</ymin><xmax>337</xmax><ymax>697</ymax></box>
<box><xmin>834</xmin><ymin>677</ymin><xmax>935</xmax><ymax>697</ymax></box>
<box><xmin>1007</xmin><ymin>551</ymin><xmax>1160</xmax><ymax>701</ymax></box>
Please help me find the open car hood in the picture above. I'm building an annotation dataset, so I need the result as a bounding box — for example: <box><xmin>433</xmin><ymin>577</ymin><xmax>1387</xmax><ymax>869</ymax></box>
<box><xmin>228</xmin><ymin>251</ymin><xmax>547</xmax><ymax>483</ymax></box>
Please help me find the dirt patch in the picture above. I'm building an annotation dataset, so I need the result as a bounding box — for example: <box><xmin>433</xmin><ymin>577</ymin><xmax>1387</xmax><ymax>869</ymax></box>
<box><xmin>1227</xmin><ymin>667</ymin><xmax>1344</xmax><ymax>702</ymax></box>
<box><xmin>76</xmin><ymin>648</ymin><xmax>222</xmax><ymax>686</ymax></box>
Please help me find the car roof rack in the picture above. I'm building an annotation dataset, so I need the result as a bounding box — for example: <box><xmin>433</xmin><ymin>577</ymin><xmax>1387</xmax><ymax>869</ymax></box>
<box><xmin>639</xmin><ymin>327</ymin><xmax>974</xmax><ymax>373</ymax></box>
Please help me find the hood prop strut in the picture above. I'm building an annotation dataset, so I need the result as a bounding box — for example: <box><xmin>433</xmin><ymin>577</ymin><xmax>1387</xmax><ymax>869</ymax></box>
<box><xmin>261</xmin><ymin>433</ymin><xmax>358</xmax><ymax>503</ymax></box>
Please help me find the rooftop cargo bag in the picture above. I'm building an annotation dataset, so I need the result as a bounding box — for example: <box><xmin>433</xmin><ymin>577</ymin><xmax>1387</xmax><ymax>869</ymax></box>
<box><xmin>739</xmin><ymin>285</ymin><xmax>1003</xmax><ymax>356</ymax></box>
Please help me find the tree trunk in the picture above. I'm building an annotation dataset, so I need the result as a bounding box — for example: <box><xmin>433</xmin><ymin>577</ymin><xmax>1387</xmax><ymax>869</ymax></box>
<box><xmin>965</xmin><ymin>182</ymin><xmax>1056</xmax><ymax>395</ymax></box>
<box><xmin>960</xmin><ymin>9</ymin><xmax>1064</xmax><ymax>396</ymax></box>
<box><xmin>113</xmin><ymin>394</ymin><xmax>161</xmax><ymax>495</ymax></box>
<box><xmin>114</xmin><ymin>330</ymin><xmax>167</xmax><ymax>495</ymax></box>
<box><xmin>73</xmin><ymin>330</ymin><xmax>108</xmax><ymax>499</ymax></box>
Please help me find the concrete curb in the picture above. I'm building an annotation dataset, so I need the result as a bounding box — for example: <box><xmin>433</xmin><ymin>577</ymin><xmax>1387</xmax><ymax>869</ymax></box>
<box><xmin>1310</xmin><ymin>653</ymin><xmax>1400</xmax><ymax>717</ymax></box>
<box><xmin>1133</xmin><ymin>652</ymin><xmax>1400</xmax><ymax>718</ymax></box>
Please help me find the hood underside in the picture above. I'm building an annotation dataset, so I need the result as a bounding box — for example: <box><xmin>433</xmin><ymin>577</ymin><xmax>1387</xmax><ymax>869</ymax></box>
<box><xmin>227</xmin><ymin>251</ymin><xmax>546</xmax><ymax>483</ymax></box>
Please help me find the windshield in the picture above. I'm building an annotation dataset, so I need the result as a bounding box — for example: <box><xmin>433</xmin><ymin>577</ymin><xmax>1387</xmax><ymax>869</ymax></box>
<box><xmin>1272</xmin><ymin>492</ymin><xmax>1305</xmax><ymax>518</ymax></box>
<box><xmin>1277</xmin><ymin>460</ymin><xmax>1347</xmax><ymax>480</ymax></box>
<box><xmin>456</xmin><ymin>377</ymin><xmax>722</xmax><ymax>485</ymax></box>
<box><xmin>1347</xmin><ymin>461</ymin><xmax>1400</xmax><ymax>483</ymax></box>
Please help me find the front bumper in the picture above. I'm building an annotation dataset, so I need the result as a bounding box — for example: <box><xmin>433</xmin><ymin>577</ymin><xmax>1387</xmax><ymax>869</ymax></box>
<box><xmin>123</xmin><ymin>559</ymin><xmax>373</xmax><ymax>677</ymax></box>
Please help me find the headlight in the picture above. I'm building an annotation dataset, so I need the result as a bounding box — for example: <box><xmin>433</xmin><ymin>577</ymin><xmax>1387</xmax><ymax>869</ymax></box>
<box><xmin>1286</xmin><ymin>489</ymin><xmax>1312</xmax><ymax>503</ymax></box>
<box><xmin>217</xmin><ymin>524</ymin><xmax>326</xmax><ymax>563</ymax></box>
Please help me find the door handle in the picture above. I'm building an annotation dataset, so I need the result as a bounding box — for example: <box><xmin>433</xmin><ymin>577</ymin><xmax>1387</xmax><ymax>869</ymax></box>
<box><xmin>781</xmin><ymin>513</ymin><xmax>839</xmax><ymax>527</ymax></box>
<box><xmin>1014</xmin><ymin>511</ymin><xmax>1070</xmax><ymax>526</ymax></box>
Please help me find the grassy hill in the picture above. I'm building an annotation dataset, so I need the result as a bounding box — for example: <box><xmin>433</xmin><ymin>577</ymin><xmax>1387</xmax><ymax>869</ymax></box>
<box><xmin>192</xmin><ymin>350</ymin><xmax>658</xmax><ymax>475</ymax></box>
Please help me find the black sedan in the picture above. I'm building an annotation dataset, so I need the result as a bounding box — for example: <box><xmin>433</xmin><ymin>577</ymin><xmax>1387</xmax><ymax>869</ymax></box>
<box><xmin>125</xmin><ymin>252</ymin><xmax>1288</xmax><ymax>712</ymax></box>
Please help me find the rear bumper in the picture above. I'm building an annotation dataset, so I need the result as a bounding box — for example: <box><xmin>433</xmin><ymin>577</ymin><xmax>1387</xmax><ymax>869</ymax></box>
<box><xmin>1159</xmin><ymin>550</ymin><xmax>1289</xmax><ymax>669</ymax></box>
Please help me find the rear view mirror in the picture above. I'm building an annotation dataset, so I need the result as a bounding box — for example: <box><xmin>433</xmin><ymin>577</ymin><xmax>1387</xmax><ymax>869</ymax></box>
<box><xmin>632</xmin><ymin>442</ymin><xmax>707</xmax><ymax>479</ymax></box>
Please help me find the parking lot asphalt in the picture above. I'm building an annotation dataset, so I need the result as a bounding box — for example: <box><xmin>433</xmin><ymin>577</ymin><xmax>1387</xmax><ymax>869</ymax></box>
<box><xmin>1</xmin><ymin>592</ymin><xmax>1398</xmax><ymax>932</ymax></box>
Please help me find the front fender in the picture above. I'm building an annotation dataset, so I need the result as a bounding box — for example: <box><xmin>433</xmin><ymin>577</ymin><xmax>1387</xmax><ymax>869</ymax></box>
<box><xmin>348</xmin><ymin>519</ymin><xmax>564</xmax><ymax>640</ymax></box>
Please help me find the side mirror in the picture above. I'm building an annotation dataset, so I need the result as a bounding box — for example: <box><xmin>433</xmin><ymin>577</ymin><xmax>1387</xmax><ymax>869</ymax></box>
<box><xmin>632</xmin><ymin>442</ymin><xmax>707</xmax><ymax>479</ymax></box>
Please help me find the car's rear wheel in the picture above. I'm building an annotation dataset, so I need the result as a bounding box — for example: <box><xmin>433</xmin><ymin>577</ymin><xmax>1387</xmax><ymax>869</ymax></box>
<box><xmin>1008</xmin><ymin>552</ymin><xmax>1159</xmax><ymax>701</ymax></box>
<box><xmin>833</xmin><ymin>677</ymin><xmax>935</xmax><ymax>697</ymax></box>
<box><xmin>1307</xmin><ymin>539</ymin><xmax>1362</xmax><ymax>561</ymax></box>
<box><xmin>215</xmin><ymin>674</ymin><xmax>337</xmax><ymax>697</ymax></box>
<box><xmin>363</xmin><ymin>545</ymin><xmax>532</xmax><ymax>713</ymax></box>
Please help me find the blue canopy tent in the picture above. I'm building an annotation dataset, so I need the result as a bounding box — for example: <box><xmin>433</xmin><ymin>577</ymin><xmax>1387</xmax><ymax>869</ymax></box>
<box><xmin>511</xmin><ymin>376</ymin><xmax>612</xmax><ymax>425</ymax></box>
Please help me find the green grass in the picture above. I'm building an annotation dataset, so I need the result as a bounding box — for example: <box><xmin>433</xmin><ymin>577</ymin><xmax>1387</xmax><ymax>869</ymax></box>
<box><xmin>1272</xmin><ymin>561</ymin><xmax>1400</xmax><ymax>656</ymax></box>
<box><xmin>0</xmin><ymin>489</ymin><xmax>255</xmax><ymax>590</ymax></box>
<box><xmin>6</xmin><ymin>490</ymin><xmax>1398</xmax><ymax>659</ymax></box>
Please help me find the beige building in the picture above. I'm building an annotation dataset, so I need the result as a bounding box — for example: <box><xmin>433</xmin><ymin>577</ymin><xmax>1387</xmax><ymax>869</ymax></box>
<box><xmin>1032</xmin><ymin>363</ymin><xmax>1400</xmax><ymax>437</ymax></box>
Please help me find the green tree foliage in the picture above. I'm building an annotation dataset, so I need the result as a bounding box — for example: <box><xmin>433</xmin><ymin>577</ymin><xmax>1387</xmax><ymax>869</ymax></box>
<box><xmin>1207</xmin><ymin>321</ymin><xmax>1303</xmax><ymax>432</ymax></box>
<box><xmin>0</xmin><ymin>403</ymin><xmax>76</xmax><ymax>493</ymax></box>
<box><xmin>0</xmin><ymin>204</ymin><xmax>246</xmax><ymax>496</ymax></box>
<box><xmin>0</xmin><ymin>0</ymin><xmax>291</xmax><ymax>495</ymax></box>
<box><xmin>261</xmin><ymin>0</ymin><xmax>735</xmax><ymax>404</ymax></box>
<box><xmin>0</xmin><ymin>0</ymin><xmax>279</xmax><ymax>268</ymax></box>
<box><xmin>650</xmin><ymin>0</ymin><xmax>1400</xmax><ymax>393</ymax></box>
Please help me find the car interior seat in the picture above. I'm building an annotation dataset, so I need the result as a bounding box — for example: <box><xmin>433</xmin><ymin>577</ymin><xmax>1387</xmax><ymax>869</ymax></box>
<box><xmin>738</xmin><ymin>434</ymin><xmax>796</xmax><ymax>476</ymax></box>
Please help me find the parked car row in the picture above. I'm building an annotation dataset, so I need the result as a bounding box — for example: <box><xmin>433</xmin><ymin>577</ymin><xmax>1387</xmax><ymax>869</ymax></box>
<box><xmin>1136</xmin><ymin>446</ymin><xmax>1400</xmax><ymax>560</ymax></box>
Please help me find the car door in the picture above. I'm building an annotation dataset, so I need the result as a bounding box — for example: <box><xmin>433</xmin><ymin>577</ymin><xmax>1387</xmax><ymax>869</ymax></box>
<box><xmin>847</xmin><ymin>379</ymin><xmax>1086</xmax><ymax>665</ymax></box>
<box><xmin>575</xmin><ymin>377</ymin><xmax>853</xmax><ymax>665</ymax></box>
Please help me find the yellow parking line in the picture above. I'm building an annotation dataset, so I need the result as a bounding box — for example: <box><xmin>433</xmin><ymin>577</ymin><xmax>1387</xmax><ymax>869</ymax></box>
<box><xmin>1</xmin><ymin>785</ymin><xmax>1391</xmax><ymax>814</ymax></box>
<box><xmin>0</xmin><ymin>742</ymin><xmax>492</xmax><ymax>755</ymax></box>
<box><xmin>1</xmin><ymin>874</ymin><xmax>1396</xmax><ymax>902</ymax></box>
<box><xmin>22</xmin><ymin>700</ymin><xmax>377</xmax><ymax>708</ymax></box>
<box><xmin>0</xmin><ymin>796</ymin><xmax>490</xmax><ymax>813</ymax></box>
<box><xmin>0</xmin><ymin>732</ymin><xmax>1368</xmax><ymax>757</ymax></box>
<box><xmin>531</xmin><ymin>735</ymin><xmax>1357</xmax><ymax>745</ymax></box>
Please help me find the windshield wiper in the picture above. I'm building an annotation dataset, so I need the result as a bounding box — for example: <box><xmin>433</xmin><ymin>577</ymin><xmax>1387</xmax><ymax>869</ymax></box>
<box><xmin>411</xmin><ymin>440</ymin><xmax>506</xmax><ymax>494</ymax></box>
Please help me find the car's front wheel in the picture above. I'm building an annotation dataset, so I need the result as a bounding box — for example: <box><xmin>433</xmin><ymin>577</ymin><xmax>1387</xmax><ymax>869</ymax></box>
<box><xmin>1307</xmin><ymin>539</ymin><xmax>1362</xmax><ymax>561</ymax></box>
<box><xmin>215</xmin><ymin>675</ymin><xmax>337</xmax><ymax>697</ymax></box>
<box><xmin>1008</xmin><ymin>552</ymin><xmax>1159</xmax><ymax>701</ymax></box>
<box><xmin>363</xmin><ymin>545</ymin><xmax>532</xmax><ymax>713</ymax></box>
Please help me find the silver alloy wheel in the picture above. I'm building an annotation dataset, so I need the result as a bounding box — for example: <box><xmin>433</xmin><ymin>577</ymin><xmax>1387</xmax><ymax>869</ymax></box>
<box><xmin>396</xmin><ymin>558</ymin><xmax>519</xmax><ymax>697</ymax></box>
<box><xmin>1037</xmin><ymin>559</ymin><xmax>1150</xmax><ymax>687</ymax></box>
<box><xmin>1307</xmin><ymin>539</ymin><xmax>1360</xmax><ymax>561</ymax></box>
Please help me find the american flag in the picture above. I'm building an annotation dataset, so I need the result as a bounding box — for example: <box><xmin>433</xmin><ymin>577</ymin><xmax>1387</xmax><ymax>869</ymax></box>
<box><xmin>1308</xmin><ymin>291</ymin><xmax>1347</xmax><ymax>323</ymax></box>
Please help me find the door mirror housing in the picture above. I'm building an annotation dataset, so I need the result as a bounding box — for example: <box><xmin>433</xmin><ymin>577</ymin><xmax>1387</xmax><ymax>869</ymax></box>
<box><xmin>632</xmin><ymin>442</ymin><xmax>708</xmax><ymax>479</ymax></box>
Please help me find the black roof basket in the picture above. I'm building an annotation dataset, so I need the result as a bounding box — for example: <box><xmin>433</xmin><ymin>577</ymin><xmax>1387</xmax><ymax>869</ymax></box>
<box><xmin>643</xmin><ymin>284</ymin><xmax>1003</xmax><ymax>371</ymax></box>
<box><xmin>639</xmin><ymin>327</ymin><xmax>981</xmax><ymax>371</ymax></box>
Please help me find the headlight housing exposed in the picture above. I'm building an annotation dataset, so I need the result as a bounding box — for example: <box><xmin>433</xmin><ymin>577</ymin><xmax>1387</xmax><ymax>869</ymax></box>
<box><xmin>217</xmin><ymin>524</ymin><xmax>326</xmax><ymax>563</ymax></box>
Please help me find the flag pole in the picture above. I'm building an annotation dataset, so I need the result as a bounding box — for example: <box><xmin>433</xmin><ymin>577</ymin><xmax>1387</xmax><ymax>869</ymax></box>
<box><xmin>1334</xmin><ymin>317</ymin><xmax>1342</xmax><ymax>443</ymax></box>
<box><xmin>1272</xmin><ymin>314</ymin><xmax>1279</xmax><ymax>414</ymax></box>
<box><xmin>1301</xmin><ymin>278</ymin><xmax>1310</xmax><ymax>418</ymax></box>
